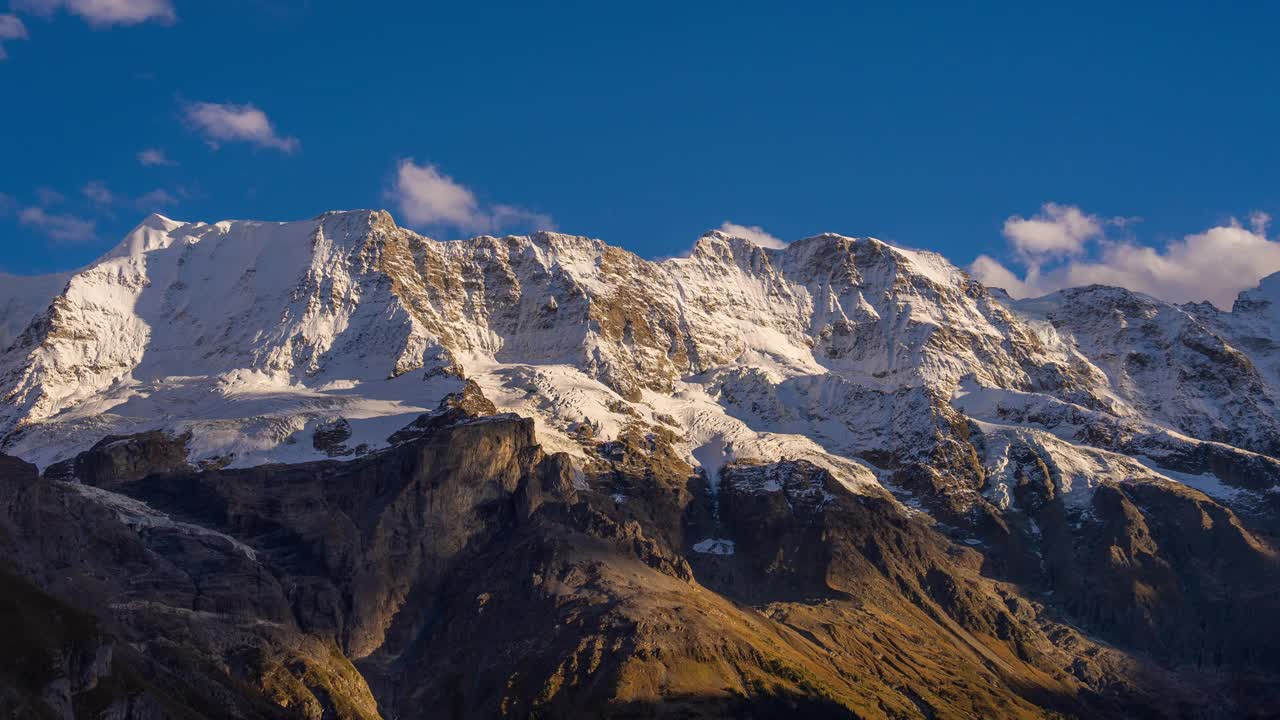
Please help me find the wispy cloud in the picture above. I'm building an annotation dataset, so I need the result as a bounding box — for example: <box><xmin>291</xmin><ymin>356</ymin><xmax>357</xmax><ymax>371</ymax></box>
<box><xmin>971</xmin><ymin>204</ymin><xmax>1280</xmax><ymax>309</ymax></box>
<box><xmin>34</xmin><ymin>187</ymin><xmax>64</xmax><ymax>205</ymax></box>
<box><xmin>0</xmin><ymin>14</ymin><xmax>28</xmax><ymax>60</ymax></box>
<box><xmin>184</xmin><ymin>101</ymin><xmax>299</xmax><ymax>153</ymax></box>
<box><xmin>388</xmin><ymin>159</ymin><xmax>553</xmax><ymax>235</ymax></box>
<box><xmin>718</xmin><ymin>221</ymin><xmax>786</xmax><ymax>249</ymax></box>
<box><xmin>81</xmin><ymin>180</ymin><xmax>114</xmax><ymax>205</ymax></box>
<box><xmin>19</xmin><ymin>206</ymin><xmax>95</xmax><ymax>242</ymax></box>
<box><xmin>94</xmin><ymin>181</ymin><xmax>183</xmax><ymax>210</ymax></box>
<box><xmin>18</xmin><ymin>181</ymin><xmax>182</xmax><ymax>239</ymax></box>
<box><xmin>135</xmin><ymin>187</ymin><xmax>177</xmax><ymax>209</ymax></box>
<box><xmin>137</xmin><ymin>147</ymin><xmax>174</xmax><ymax>166</ymax></box>
<box><xmin>13</xmin><ymin>0</ymin><xmax>175</xmax><ymax>27</ymax></box>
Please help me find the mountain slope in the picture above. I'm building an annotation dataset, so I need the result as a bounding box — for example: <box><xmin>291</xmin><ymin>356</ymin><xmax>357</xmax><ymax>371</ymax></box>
<box><xmin>0</xmin><ymin>212</ymin><xmax>1117</xmax><ymax>470</ymax></box>
<box><xmin>3</xmin><ymin>211</ymin><xmax>1280</xmax><ymax>718</ymax></box>
<box><xmin>7</xmin><ymin>405</ymin><xmax>1272</xmax><ymax>719</ymax></box>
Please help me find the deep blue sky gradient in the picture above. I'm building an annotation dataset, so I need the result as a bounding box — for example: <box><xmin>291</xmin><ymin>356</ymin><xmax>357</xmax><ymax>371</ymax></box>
<box><xmin>2</xmin><ymin>1</ymin><xmax>1278</xmax><ymax>274</ymax></box>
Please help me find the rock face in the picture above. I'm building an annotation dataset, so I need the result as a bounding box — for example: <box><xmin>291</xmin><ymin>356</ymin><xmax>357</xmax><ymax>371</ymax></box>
<box><xmin>0</xmin><ymin>450</ymin><xmax>381</xmax><ymax>720</ymax></box>
<box><xmin>2</xmin><ymin>409</ymin><xmax>1269</xmax><ymax>717</ymax></box>
<box><xmin>3</xmin><ymin>212</ymin><xmax>1280</xmax><ymax>718</ymax></box>
<box><xmin>0</xmin><ymin>401</ymin><xmax>1276</xmax><ymax>718</ymax></box>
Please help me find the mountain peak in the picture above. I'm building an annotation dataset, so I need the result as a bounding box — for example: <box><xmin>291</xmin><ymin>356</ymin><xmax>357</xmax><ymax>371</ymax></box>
<box><xmin>689</xmin><ymin>229</ymin><xmax>773</xmax><ymax>256</ymax></box>
<box><xmin>1233</xmin><ymin>270</ymin><xmax>1280</xmax><ymax>313</ymax></box>
<box><xmin>138</xmin><ymin>212</ymin><xmax>183</xmax><ymax>231</ymax></box>
<box><xmin>2</xmin><ymin>210</ymin><xmax>1278</xmax><ymax>488</ymax></box>
<box><xmin>102</xmin><ymin>213</ymin><xmax>189</xmax><ymax>261</ymax></box>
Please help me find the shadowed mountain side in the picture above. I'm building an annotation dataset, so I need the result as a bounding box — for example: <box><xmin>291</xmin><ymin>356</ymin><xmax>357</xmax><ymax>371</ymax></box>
<box><xmin>4</xmin><ymin>388</ymin><xmax>1280</xmax><ymax>717</ymax></box>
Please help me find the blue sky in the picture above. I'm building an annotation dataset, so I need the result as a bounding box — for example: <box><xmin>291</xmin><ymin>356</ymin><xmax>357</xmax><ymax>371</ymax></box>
<box><xmin>3</xmin><ymin>1</ymin><xmax>1280</xmax><ymax>306</ymax></box>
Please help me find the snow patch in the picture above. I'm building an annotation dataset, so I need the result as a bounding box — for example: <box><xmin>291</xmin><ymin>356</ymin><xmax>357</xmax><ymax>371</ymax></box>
<box><xmin>70</xmin><ymin>482</ymin><xmax>258</xmax><ymax>561</ymax></box>
<box><xmin>692</xmin><ymin>538</ymin><xmax>736</xmax><ymax>555</ymax></box>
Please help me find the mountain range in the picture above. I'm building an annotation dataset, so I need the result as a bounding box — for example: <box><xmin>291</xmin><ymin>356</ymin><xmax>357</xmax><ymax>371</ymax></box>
<box><xmin>3</xmin><ymin>210</ymin><xmax>1280</xmax><ymax>719</ymax></box>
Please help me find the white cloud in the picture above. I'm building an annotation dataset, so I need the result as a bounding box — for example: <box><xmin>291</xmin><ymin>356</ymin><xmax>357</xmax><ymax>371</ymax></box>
<box><xmin>184</xmin><ymin>102</ymin><xmax>299</xmax><ymax>153</ymax></box>
<box><xmin>972</xmin><ymin>204</ymin><xmax>1280</xmax><ymax>309</ymax></box>
<box><xmin>34</xmin><ymin>187</ymin><xmax>64</xmax><ymax>205</ymax></box>
<box><xmin>81</xmin><ymin>180</ymin><xmax>114</xmax><ymax>205</ymax></box>
<box><xmin>1002</xmin><ymin>202</ymin><xmax>1103</xmax><ymax>259</ymax></box>
<box><xmin>969</xmin><ymin>255</ymin><xmax>1040</xmax><ymax>299</ymax></box>
<box><xmin>13</xmin><ymin>0</ymin><xmax>175</xmax><ymax>27</ymax></box>
<box><xmin>137</xmin><ymin>147</ymin><xmax>173</xmax><ymax>166</ymax></box>
<box><xmin>74</xmin><ymin>181</ymin><xmax>180</xmax><ymax>211</ymax></box>
<box><xmin>0</xmin><ymin>14</ymin><xmax>28</xmax><ymax>60</ymax></box>
<box><xmin>135</xmin><ymin>188</ymin><xmax>177</xmax><ymax>209</ymax></box>
<box><xmin>392</xmin><ymin>161</ymin><xmax>477</xmax><ymax>228</ymax></box>
<box><xmin>388</xmin><ymin>159</ymin><xmax>553</xmax><ymax>234</ymax></box>
<box><xmin>718</xmin><ymin>221</ymin><xmax>786</xmax><ymax>249</ymax></box>
<box><xmin>19</xmin><ymin>207</ymin><xmax>95</xmax><ymax>242</ymax></box>
<box><xmin>488</xmin><ymin>203</ymin><xmax>556</xmax><ymax>233</ymax></box>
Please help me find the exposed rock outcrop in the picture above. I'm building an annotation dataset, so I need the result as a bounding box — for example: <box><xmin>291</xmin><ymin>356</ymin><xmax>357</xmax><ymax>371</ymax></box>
<box><xmin>5</xmin><ymin>395</ymin><xmax>1280</xmax><ymax>718</ymax></box>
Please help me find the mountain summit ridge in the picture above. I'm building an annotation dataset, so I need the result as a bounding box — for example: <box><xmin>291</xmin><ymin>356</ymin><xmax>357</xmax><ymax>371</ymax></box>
<box><xmin>4</xmin><ymin>211</ymin><xmax>1280</xmax><ymax>718</ymax></box>
<box><xmin>1</xmin><ymin>209</ymin><xmax>1277</xmax><ymax>480</ymax></box>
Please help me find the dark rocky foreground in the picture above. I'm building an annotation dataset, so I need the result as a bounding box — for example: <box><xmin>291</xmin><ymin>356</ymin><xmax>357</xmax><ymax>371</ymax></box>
<box><xmin>4</xmin><ymin>398</ymin><xmax>1280</xmax><ymax>719</ymax></box>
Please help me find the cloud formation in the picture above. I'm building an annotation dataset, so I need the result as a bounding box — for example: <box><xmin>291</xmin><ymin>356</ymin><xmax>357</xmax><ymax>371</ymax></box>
<box><xmin>19</xmin><ymin>206</ymin><xmax>95</xmax><ymax>242</ymax></box>
<box><xmin>18</xmin><ymin>182</ymin><xmax>181</xmax><ymax>241</ymax></box>
<box><xmin>184</xmin><ymin>102</ymin><xmax>299</xmax><ymax>153</ymax></box>
<box><xmin>971</xmin><ymin>204</ymin><xmax>1280</xmax><ymax>309</ymax></box>
<box><xmin>389</xmin><ymin>159</ymin><xmax>553</xmax><ymax>235</ymax></box>
<box><xmin>0</xmin><ymin>14</ymin><xmax>27</xmax><ymax>59</ymax></box>
<box><xmin>137</xmin><ymin>147</ymin><xmax>173</xmax><ymax>166</ymax></box>
<box><xmin>81</xmin><ymin>180</ymin><xmax>114</xmax><ymax>205</ymax></box>
<box><xmin>135</xmin><ymin>188</ymin><xmax>177</xmax><ymax>209</ymax></box>
<box><xmin>13</xmin><ymin>0</ymin><xmax>175</xmax><ymax>27</ymax></box>
<box><xmin>718</xmin><ymin>221</ymin><xmax>786</xmax><ymax>249</ymax></box>
<box><xmin>1002</xmin><ymin>202</ymin><xmax>1103</xmax><ymax>259</ymax></box>
<box><xmin>34</xmin><ymin>187</ymin><xmax>65</xmax><ymax>205</ymax></box>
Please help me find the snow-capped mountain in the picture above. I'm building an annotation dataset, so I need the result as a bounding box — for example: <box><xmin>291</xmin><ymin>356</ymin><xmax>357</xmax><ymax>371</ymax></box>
<box><xmin>5</xmin><ymin>210</ymin><xmax>1280</xmax><ymax>719</ymax></box>
<box><xmin>2</xmin><ymin>210</ymin><xmax>1278</xmax><ymax>515</ymax></box>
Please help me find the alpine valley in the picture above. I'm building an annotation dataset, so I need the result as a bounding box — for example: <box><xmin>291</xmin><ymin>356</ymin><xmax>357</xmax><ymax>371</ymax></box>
<box><xmin>3</xmin><ymin>210</ymin><xmax>1280</xmax><ymax>719</ymax></box>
